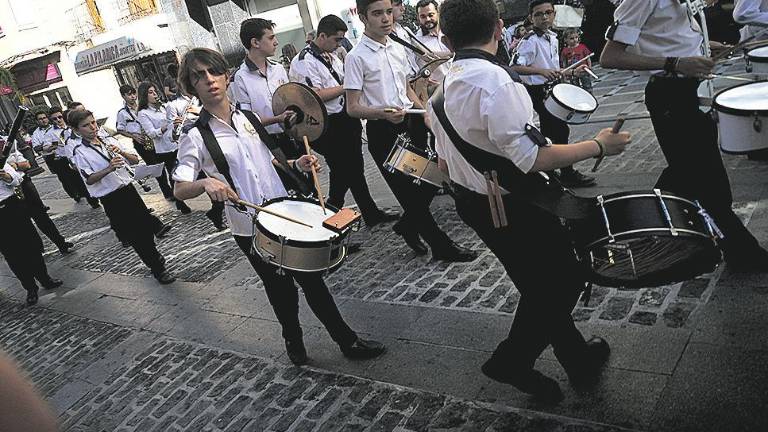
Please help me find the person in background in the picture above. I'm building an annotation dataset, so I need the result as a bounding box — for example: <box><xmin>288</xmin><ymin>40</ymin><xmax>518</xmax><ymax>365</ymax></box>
<box><xmin>561</xmin><ymin>28</ymin><xmax>594</xmax><ymax>92</ymax></box>
<box><xmin>305</xmin><ymin>30</ymin><xmax>316</xmax><ymax>45</ymax></box>
<box><xmin>280</xmin><ymin>43</ymin><xmax>298</xmax><ymax>73</ymax></box>
<box><xmin>164</xmin><ymin>64</ymin><xmax>180</xmax><ymax>101</ymax></box>
<box><xmin>734</xmin><ymin>0</ymin><xmax>768</xmax><ymax>42</ymax></box>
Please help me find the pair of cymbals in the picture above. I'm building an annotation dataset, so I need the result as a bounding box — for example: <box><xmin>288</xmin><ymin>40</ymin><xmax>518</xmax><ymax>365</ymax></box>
<box><xmin>272</xmin><ymin>82</ymin><xmax>328</xmax><ymax>142</ymax></box>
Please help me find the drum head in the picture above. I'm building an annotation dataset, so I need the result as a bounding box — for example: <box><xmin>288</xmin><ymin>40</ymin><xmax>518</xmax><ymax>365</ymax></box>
<box><xmin>747</xmin><ymin>46</ymin><xmax>768</xmax><ymax>62</ymax></box>
<box><xmin>257</xmin><ymin>200</ymin><xmax>338</xmax><ymax>243</ymax></box>
<box><xmin>713</xmin><ymin>81</ymin><xmax>768</xmax><ymax>115</ymax></box>
<box><xmin>552</xmin><ymin>84</ymin><xmax>598</xmax><ymax>112</ymax></box>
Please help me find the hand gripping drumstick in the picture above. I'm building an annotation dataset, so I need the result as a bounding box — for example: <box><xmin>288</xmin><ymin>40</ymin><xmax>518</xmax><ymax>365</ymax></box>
<box><xmin>303</xmin><ymin>136</ymin><xmax>326</xmax><ymax>214</ymax></box>
<box><xmin>235</xmin><ymin>199</ymin><xmax>313</xmax><ymax>228</ymax></box>
<box><xmin>591</xmin><ymin>117</ymin><xmax>625</xmax><ymax>173</ymax></box>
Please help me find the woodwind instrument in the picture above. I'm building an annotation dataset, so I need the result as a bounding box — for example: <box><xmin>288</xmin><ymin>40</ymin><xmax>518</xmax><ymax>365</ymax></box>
<box><xmin>173</xmin><ymin>97</ymin><xmax>199</xmax><ymax>142</ymax></box>
<box><xmin>100</xmin><ymin>134</ymin><xmax>152</xmax><ymax>192</ymax></box>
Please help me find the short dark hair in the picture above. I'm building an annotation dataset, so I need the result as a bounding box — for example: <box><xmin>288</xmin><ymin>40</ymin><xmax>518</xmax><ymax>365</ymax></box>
<box><xmin>67</xmin><ymin>109</ymin><xmax>93</xmax><ymax>129</ymax></box>
<box><xmin>529</xmin><ymin>0</ymin><xmax>554</xmax><ymax>14</ymax></box>
<box><xmin>317</xmin><ymin>15</ymin><xmax>348</xmax><ymax>37</ymax></box>
<box><xmin>440</xmin><ymin>0</ymin><xmax>499</xmax><ymax>50</ymax></box>
<box><xmin>355</xmin><ymin>0</ymin><xmax>381</xmax><ymax>18</ymax></box>
<box><xmin>167</xmin><ymin>64</ymin><xmax>178</xmax><ymax>76</ymax></box>
<box><xmin>67</xmin><ymin>101</ymin><xmax>84</xmax><ymax>110</ymax></box>
<box><xmin>119</xmin><ymin>84</ymin><xmax>136</xmax><ymax>96</ymax></box>
<box><xmin>137</xmin><ymin>81</ymin><xmax>156</xmax><ymax>111</ymax></box>
<box><xmin>178</xmin><ymin>48</ymin><xmax>230</xmax><ymax>98</ymax></box>
<box><xmin>416</xmin><ymin>0</ymin><xmax>439</xmax><ymax>10</ymax></box>
<box><xmin>239</xmin><ymin>18</ymin><xmax>276</xmax><ymax>50</ymax></box>
<box><xmin>34</xmin><ymin>110</ymin><xmax>48</xmax><ymax>119</ymax></box>
<box><xmin>48</xmin><ymin>106</ymin><xmax>62</xmax><ymax>116</ymax></box>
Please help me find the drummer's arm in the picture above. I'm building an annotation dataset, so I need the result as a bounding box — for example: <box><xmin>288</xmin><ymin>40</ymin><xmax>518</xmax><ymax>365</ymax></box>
<box><xmin>313</xmin><ymin>85</ymin><xmax>344</xmax><ymax>102</ymax></box>
<box><xmin>345</xmin><ymin>90</ymin><xmax>397</xmax><ymax>121</ymax></box>
<box><xmin>437</xmin><ymin>157</ymin><xmax>449</xmax><ymax>175</ymax></box>
<box><xmin>600</xmin><ymin>41</ymin><xmax>714</xmax><ymax>78</ymax></box>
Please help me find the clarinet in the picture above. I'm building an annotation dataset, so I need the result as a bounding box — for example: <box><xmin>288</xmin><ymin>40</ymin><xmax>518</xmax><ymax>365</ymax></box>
<box><xmin>173</xmin><ymin>97</ymin><xmax>198</xmax><ymax>142</ymax></box>
<box><xmin>102</xmin><ymin>137</ymin><xmax>152</xmax><ymax>192</ymax></box>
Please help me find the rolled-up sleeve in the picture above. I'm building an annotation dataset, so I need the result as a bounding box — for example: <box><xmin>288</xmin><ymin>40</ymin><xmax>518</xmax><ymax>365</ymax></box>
<box><xmin>733</xmin><ymin>0</ymin><xmax>768</xmax><ymax>26</ymax></box>
<box><xmin>343</xmin><ymin>54</ymin><xmax>364</xmax><ymax>91</ymax></box>
<box><xmin>2</xmin><ymin>164</ymin><xmax>22</xmax><ymax>187</ymax></box>
<box><xmin>232</xmin><ymin>72</ymin><xmax>253</xmax><ymax>111</ymax></box>
<box><xmin>116</xmin><ymin>110</ymin><xmax>128</xmax><ymax>132</ymax></box>
<box><xmin>484</xmin><ymin>83</ymin><xmax>539</xmax><ymax>173</ymax></box>
<box><xmin>173</xmin><ymin>132</ymin><xmax>202</xmax><ymax>183</ymax></box>
<box><xmin>607</xmin><ymin>0</ymin><xmax>657</xmax><ymax>46</ymax></box>
<box><xmin>72</xmin><ymin>150</ymin><xmax>95</xmax><ymax>178</ymax></box>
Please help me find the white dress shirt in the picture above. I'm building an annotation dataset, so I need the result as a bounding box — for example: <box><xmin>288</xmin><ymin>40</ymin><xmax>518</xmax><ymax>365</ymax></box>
<box><xmin>138</xmin><ymin>105</ymin><xmax>177</xmax><ymax>154</ymax></box>
<box><xmin>289</xmin><ymin>43</ymin><xmax>345</xmax><ymax>114</ymax></box>
<box><xmin>734</xmin><ymin>0</ymin><xmax>768</xmax><ymax>41</ymax></box>
<box><xmin>429</xmin><ymin>57</ymin><xmax>541</xmax><ymax>195</ymax></box>
<box><xmin>173</xmin><ymin>108</ymin><xmax>288</xmax><ymax>237</ymax></box>
<box><xmin>392</xmin><ymin>23</ymin><xmax>420</xmax><ymax>74</ymax></box>
<box><xmin>344</xmin><ymin>33</ymin><xmax>414</xmax><ymax>110</ymax></box>
<box><xmin>71</xmin><ymin>136</ymin><xmax>137</xmax><ymax>198</ymax></box>
<box><xmin>32</xmin><ymin>126</ymin><xmax>51</xmax><ymax>153</ymax></box>
<box><xmin>608</xmin><ymin>0</ymin><xmax>705</xmax><ymax>75</ymax></box>
<box><xmin>116</xmin><ymin>104</ymin><xmax>142</xmax><ymax>135</ymax></box>
<box><xmin>43</xmin><ymin>126</ymin><xmax>71</xmax><ymax>159</ymax></box>
<box><xmin>166</xmin><ymin>95</ymin><xmax>200</xmax><ymax>140</ymax></box>
<box><xmin>0</xmin><ymin>163</ymin><xmax>23</xmax><ymax>202</ymax></box>
<box><xmin>414</xmin><ymin>29</ymin><xmax>452</xmax><ymax>82</ymax></box>
<box><xmin>231</xmin><ymin>57</ymin><xmax>289</xmax><ymax>135</ymax></box>
<box><xmin>513</xmin><ymin>30</ymin><xmax>561</xmax><ymax>85</ymax></box>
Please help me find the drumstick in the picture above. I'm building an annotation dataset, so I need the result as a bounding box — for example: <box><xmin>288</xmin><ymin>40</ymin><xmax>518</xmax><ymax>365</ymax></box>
<box><xmin>484</xmin><ymin>173</ymin><xmax>501</xmax><ymax>229</ymax></box>
<box><xmin>491</xmin><ymin>171</ymin><xmax>508</xmax><ymax>227</ymax></box>
<box><xmin>235</xmin><ymin>200</ymin><xmax>313</xmax><ymax>228</ymax></box>
<box><xmin>303</xmin><ymin>136</ymin><xmax>326</xmax><ymax>215</ymax></box>
<box><xmin>584</xmin><ymin>67</ymin><xmax>599</xmax><ymax>80</ymax></box>
<box><xmin>706</xmin><ymin>74</ymin><xmax>755</xmax><ymax>82</ymax></box>
<box><xmin>561</xmin><ymin>53</ymin><xmax>594</xmax><ymax>73</ymax></box>
<box><xmin>713</xmin><ymin>27</ymin><xmax>768</xmax><ymax>62</ymax></box>
<box><xmin>591</xmin><ymin>117</ymin><xmax>625</xmax><ymax>173</ymax></box>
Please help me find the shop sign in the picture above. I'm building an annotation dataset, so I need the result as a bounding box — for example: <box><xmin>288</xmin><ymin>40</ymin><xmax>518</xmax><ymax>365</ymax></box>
<box><xmin>74</xmin><ymin>37</ymin><xmax>150</xmax><ymax>74</ymax></box>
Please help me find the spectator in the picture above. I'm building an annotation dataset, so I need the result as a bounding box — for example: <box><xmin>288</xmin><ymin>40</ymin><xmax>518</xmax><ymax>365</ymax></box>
<box><xmin>281</xmin><ymin>43</ymin><xmax>298</xmax><ymax>73</ymax></box>
<box><xmin>561</xmin><ymin>29</ymin><xmax>593</xmax><ymax>92</ymax></box>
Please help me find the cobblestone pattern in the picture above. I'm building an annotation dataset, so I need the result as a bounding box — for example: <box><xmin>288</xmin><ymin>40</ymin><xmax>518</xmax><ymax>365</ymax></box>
<box><xmin>0</xmin><ymin>298</ymin><xmax>132</xmax><ymax>397</ymax></box>
<box><xmin>55</xmin><ymin>328</ymin><xmax>628</xmax><ymax>432</ymax></box>
<box><xmin>70</xmin><ymin>208</ymin><xmax>243</xmax><ymax>282</ymax></box>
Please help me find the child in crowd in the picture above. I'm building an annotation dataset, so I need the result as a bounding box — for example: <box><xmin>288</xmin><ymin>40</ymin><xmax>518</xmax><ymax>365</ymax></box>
<box><xmin>561</xmin><ymin>29</ymin><xmax>593</xmax><ymax>92</ymax></box>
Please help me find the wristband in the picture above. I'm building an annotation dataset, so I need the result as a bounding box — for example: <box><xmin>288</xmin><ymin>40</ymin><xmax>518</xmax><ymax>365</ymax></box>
<box><xmin>593</xmin><ymin>139</ymin><xmax>605</xmax><ymax>159</ymax></box>
<box><xmin>664</xmin><ymin>57</ymin><xmax>679</xmax><ymax>75</ymax></box>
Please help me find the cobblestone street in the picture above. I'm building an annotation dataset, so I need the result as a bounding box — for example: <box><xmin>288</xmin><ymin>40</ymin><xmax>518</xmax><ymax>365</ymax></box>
<box><xmin>2</xmin><ymin>64</ymin><xmax>768</xmax><ymax>432</ymax></box>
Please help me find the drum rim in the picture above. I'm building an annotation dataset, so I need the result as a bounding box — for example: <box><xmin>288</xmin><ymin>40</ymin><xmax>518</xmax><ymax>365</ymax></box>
<box><xmin>550</xmin><ymin>83</ymin><xmax>599</xmax><ymax>114</ymax></box>
<box><xmin>712</xmin><ymin>80</ymin><xmax>768</xmax><ymax>116</ymax></box>
<box><xmin>596</xmin><ymin>190</ymin><xmax>700</xmax><ymax>208</ymax></box>
<box><xmin>583</xmin><ymin>228</ymin><xmax>714</xmax><ymax>250</ymax></box>
<box><xmin>747</xmin><ymin>46</ymin><xmax>768</xmax><ymax>62</ymax></box>
<box><xmin>255</xmin><ymin>196</ymin><xmax>342</xmax><ymax>247</ymax></box>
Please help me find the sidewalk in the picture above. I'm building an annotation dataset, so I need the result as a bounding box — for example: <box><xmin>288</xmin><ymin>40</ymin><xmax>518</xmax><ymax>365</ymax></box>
<box><xmin>2</xmin><ymin>63</ymin><xmax>768</xmax><ymax>431</ymax></box>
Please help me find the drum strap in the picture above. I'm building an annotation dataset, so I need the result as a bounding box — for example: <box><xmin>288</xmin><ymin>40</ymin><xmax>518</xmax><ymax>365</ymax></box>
<box><xmin>433</xmin><ymin>50</ymin><xmax>592</xmax><ymax>220</ymax></box>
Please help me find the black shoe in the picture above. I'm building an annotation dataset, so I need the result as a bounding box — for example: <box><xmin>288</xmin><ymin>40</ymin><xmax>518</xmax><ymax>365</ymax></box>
<box><xmin>87</xmin><ymin>198</ymin><xmax>101</xmax><ymax>209</ymax></box>
<box><xmin>176</xmin><ymin>201</ymin><xmax>192</xmax><ymax>214</ymax></box>
<box><xmin>155</xmin><ymin>225</ymin><xmax>172</xmax><ymax>239</ymax></box>
<box><xmin>26</xmin><ymin>290</ymin><xmax>39</xmax><ymax>306</ymax></box>
<box><xmin>392</xmin><ymin>223</ymin><xmax>427</xmax><ymax>255</ymax></box>
<box><xmin>481</xmin><ymin>360</ymin><xmax>563</xmax><ymax>402</ymax></box>
<box><xmin>285</xmin><ymin>339</ymin><xmax>308</xmax><ymax>366</ymax></box>
<box><xmin>341</xmin><ymin>338</ymin><xmax>386</xmax><ymax>360</ymax></box>
<box><xmin>747</xmin><ymin>149</ymin><xmax>768</xmax><ymax>161</ymax></box>
<box><xmin>205</xmin><ymin>209</ymin><xmax>227</xmax><ymax>231</ymax></box>
<box><xmin>566</xmin><ymin>337</ymin><xmax>611</xmax><ymax>388</ymax></box>
<box><xmin>726</xmin><ymin>247</ymin><xmax>768</xmax><ymax>273</ymax></box>
<box><xmin>74</xmin><ymin>196</ymin><xmax>82</xmax><ymax>203</ymax></box>
<box><xmin>364</xmin><ymin>209</ymin><xmax>400</xmax><ymax>227</ymax></box>
<box><xmin>164</xmin><ymin>195</ymin><xmax>176</xmax><ymax>202</ymax></box>
<box><xmin>58</xmin><ymin>241</ymin><xmax>74</xmax><ymax>254</ymax></box>
<box><xmin>431</xmin><ymin>243</ymin><xmax>478</xmax><ymax>262</ymax></box>
<box><xmin>40</xmin><ymin>278</ymin><xmax>63</xmax><ymax>290</ymax></box>
<box><xmin>154</xmin><ymin>269</ymin><xmax>176</xmax><ymax>285</ymax></box>
<box><xmin>148</xmin><ymin>207</ymin><xmax>156</xmax><ymax>214</ymax></box>
<box><xmin>558</xmin><ymin>170</ymin><xmax>596</xmax><ymax>188</ymax></box>
<box><xmin>121</xmin><ymin>239</ymin><xmax>131</xmax><ymax>248</ymax></box>
<box><xmin>44</xmin><ymin>205</ymin><xmax>51</xmax><ymax>212</ymax></box>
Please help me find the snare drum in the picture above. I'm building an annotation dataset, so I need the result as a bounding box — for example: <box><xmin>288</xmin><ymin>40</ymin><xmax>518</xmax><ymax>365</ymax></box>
<box><xmin>712</xmin><ymin>81</ymin><xmax>768</xmax><ymax>154</ymax></box>
<box><xmin>252</xmin><ymin>197</ymin><xmax>354</xmax><ymax>272</ymax></box>
<box><xmin>384</xmin><ymin>133</ymin><xmax>448</xmax><ymax>188</ymax></box>
<box><xmin>571</xmin><ymin>190</ymin><xmax>722</xmax><ymax>288</ymax></box>
<box><xmin>544</xmin><ymin>83</ymin><xmax>599</xmax><ymax>124</ymax></box>
<box><xmin>746</xmin><ymin>46</ymin><xmax>768</xmax><ymax>75</ymax></box>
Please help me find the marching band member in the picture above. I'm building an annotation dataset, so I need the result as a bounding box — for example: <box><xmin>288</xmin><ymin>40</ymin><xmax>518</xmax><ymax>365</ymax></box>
<box><xmin>173</xmin><ymin>47</ymin><xmax>386</xmax><ymax>365</ymax></box>
<box><xmin>391</xmin><ymin>0</ymin><xmax>420</xmax><ymax>74</ymax></box>
<box><xmin>413</xmin><ymin>0</ymin><xmax>452</xmax><ymax>80</ymax></box>
<box><xmin>601</xmin><ymin>0</ymin><xmax>768</xmax><ymax>272</ymax></box>
<box><xmin>512</xmin><ymin>0</ymin><xmax>596</xmax><ymax>188</ymax></box>
<box><xmin>0</xmin><ymin>159</ymin><xmax>62</xmax><ymax>306</ymax></box>
<box><xmin>32</xmin><ymin>111</ymin><xmax>82</xmax><ymax>201</ymax></box>
<box><xmin>137</xmin><ymin>82</ymin><xmax>193</xmax><ymax>214</ymax></box>
<box><xmin>430</xmin><ymin>0</ymin><xmax>630</xmax><ymax>401</ymax></box>
<box><xmin>231</xmin><ymin>18</ymin><xmax>298</xmax><ymax>158</ymax></box>
<box><xmin>734</xmin><ymin>0</ymin><xmax>768</xmax><ymax>42</ymax></box>
<box><xmin>68</xmin><ymin>109</ymin><xmax>175</xmax><ymax>284</ymax></box>
<box><xmin>345</xmin><ymin>0</ymin><xmax>477</xmax><ymax>262</ymax></box>
<box><xmin>166</xmin><ymin>90</ymin><xmax>227</xmax><ymax>231</ymax></box>
<box><xmin>289</xmin><ymin>14</ymin><xmax>399</xmax><ymax>225</ymax></box>
<box><xmin>116</xmin><ymin>85</ymin><xmax>155</xmax><ymax>166</ymax></box>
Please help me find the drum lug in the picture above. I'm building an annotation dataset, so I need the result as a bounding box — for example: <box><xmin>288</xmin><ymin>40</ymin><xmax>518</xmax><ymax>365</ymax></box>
<box><xmin>654</xmin><ymin>189</ymin><xmax>678</xmax><ymax>236</ymax></box>
<box><xmin>277</xmin><ymin>235</ymin><xmax>287</xmax><ymax>275</ymax></box>
<box><xmin>596</xmin><ymin>195</ymin><xmax>615</xmax><ymax>243</ymax></box>
<box><xmin>753</xmin><ymin>114</ymin><xmax>762</xmax><ymax>133</ymax></box>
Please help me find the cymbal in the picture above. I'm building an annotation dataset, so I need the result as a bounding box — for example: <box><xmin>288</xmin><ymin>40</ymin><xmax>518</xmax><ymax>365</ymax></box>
<box><xmin>272</xmin><ymin>82</ymin><xmax>328</xmax><ymax>142</ymax></box>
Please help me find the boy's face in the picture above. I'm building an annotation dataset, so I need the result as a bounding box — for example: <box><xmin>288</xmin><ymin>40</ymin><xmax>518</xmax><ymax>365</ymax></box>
<box><xmin>361</xmin><ymin>0</ymin><xmax>393</xmax><ymax>38</ymax></box>
<box><xmin>189</xmin><ymin>60</ymin><xmax>229</xmax><ymax>107</ymax></box>
<box><xmin>36</xmin><ymin>114</ymin><xmax>49</xmax><ymax>127</ymax></box>
<box><xmin>530</xmin><ymin>3</ymin><xmax>556</xmax><ymax>31</ymax></box>
<box><xmin>317</xmin><ymin>31</ymin><xmax>345</xmax><ymax>53</ymax></box>
<box><xmin>122</xmin><ymin>90</ymin><xmax>137</xmax><ymax>105</ymax></box>
<box><xmin>392</xmin><ymin>1</ymin><xmax>405</xmax><ymax>22</ymax></box>
<box><xmin>252</xmin><ymin>28</ymin><xmax>279</xmax><ymax>56</ymax></box>
<box><xmin>566</xmin><ymin>34</ymin><xmax>579</xmax><ymax>47</ymax></box>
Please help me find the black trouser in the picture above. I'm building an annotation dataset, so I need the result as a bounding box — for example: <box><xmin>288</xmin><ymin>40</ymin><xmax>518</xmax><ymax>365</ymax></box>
<box><xmin>0</xmin><ymin>197</ymin><xmax>51</xmax><ymax>293</ymax></box>
<box><xmin>365</xmin><ymin>117</ymin><xmax>452</xmax><ymax>249</ymax></box>
<box><xmin>645</xmin><ymin>76</ymin><xmax>762</xmax><ymax>261</ymax></box>
<box><xmin>311</xmin><ymin>111</ymin><xmax>379</xmax><ymax>215</ymax></box>
<box><xmin>100</xmin><ymin>185</ymin><xmax>164</xmax><ymax>273</ymax></box>
<box><xmin>20</xmin><ymin>177</ymin><xmax>66</xmax><ymax>249</ymax></box>
<box><xmin>234</xmin><ymin>235</ymin><xmax>357</xmax><ymax>346</ymax></box>
<box><xmin>134</xmin><ymin>142</ymin><xmax>173</xmax><ymax>199</ymax></box>
<box><xmin>270</xmin><ymin>133</ymin><xmax>302</xmax><ymax>160</ymax></box>
<box><xmin>526</xmin><ymin>84</ymin><xmax>576</xmax><ymax>173</ymax></box>
<box><xmin>153</xmin><ymin>151</ymin><xmax>177</xmax><ymax>199</ymax></box>
<box><xmin>453</xmin><ymin>184</ymin><xmax>587</xmax><ymax>371</ymax></box>
<box><xmin>45</xmin><ymin>155</ymin><xmax>82</xmax><ymax>200</ymax></box>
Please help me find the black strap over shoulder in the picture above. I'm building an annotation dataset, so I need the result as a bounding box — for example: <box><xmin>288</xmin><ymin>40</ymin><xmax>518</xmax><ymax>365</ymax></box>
<box><xmin>433</xmin><ymin>49</ymin><xmax>591</xmax><ymax>220</ymax></box>
<box><xmin>196</xmin><ymin>123</ymin><xmax>240</xmax><ymax>196</ymax></box>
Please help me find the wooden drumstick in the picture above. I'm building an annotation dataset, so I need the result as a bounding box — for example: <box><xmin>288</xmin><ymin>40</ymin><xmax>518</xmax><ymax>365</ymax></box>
<box><xmin>591</xmin><ymin>117</ymin><xmax>625</xmax><ymax>173</ymax></box>
<box><xmin>303</xmin><ymin>136</ymin><xmax>326</xmax><ymax>214</ymax></box>
<box><xmin>491</xmin><ymin>171</ymin><xmax>508</xmax><ymax>227</ymax></box>
<box><xmin>235</xmin><ymin>199</ymin><xmax>313</xmax><ymax>228</ymax></box>
<box><xmin>484</xmin><ymin>173</ymin><xmax>501</xmax><ymax>229</ymax></box>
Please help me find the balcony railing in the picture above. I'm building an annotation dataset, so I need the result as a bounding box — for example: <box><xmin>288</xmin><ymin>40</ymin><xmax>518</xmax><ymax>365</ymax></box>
<box><xmin>116</xmin><ymin>0</ymin><xmax>159</xmax><ymax>25</ymax></box>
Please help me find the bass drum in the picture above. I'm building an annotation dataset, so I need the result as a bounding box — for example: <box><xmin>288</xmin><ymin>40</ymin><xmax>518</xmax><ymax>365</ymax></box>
<box><xmin>570</xmin><ymin>190</ymin><xmax>722</xmax><ymax>289</ymax></box>
<box><xmin>713</xmin><ymin>81</ymin><xmax>768</xmax><ymax>154</ymax></box>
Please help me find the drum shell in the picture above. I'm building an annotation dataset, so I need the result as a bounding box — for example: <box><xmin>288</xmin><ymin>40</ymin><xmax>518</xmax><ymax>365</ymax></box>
<box><xmin>544</xmin><ymin>84</ymin><xmax>597</xmax><ymax>124</ymax></box>
<box><xmin>716</xmin><ymin>110</ymin><xmax>768</xmax><ymax>153</ymax></box>
<box><xmin>746</xmin><ymin>51</ymin><xmax>768</xmax><ymax>75</ymax></box>
<box><xmin>384</xmin><ymin>142</ymin><xmax>447</xmax><ymax>187</ymax></box>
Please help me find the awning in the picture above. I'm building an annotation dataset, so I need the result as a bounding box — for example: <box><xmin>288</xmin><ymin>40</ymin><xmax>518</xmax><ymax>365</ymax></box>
<box><xmin>74</xmin><ymin>36</ymin><xmax>152</xmax><ymax>74</ymax></box>
<box><xmin>9</xmin><ymin>51</ymin><xmax>64</xmax><ymax>93</ymax></box>
<box><xmin>1</xmin><ymin>48</ymin><xmax>61</xmax><ymax>69</ymax></box>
